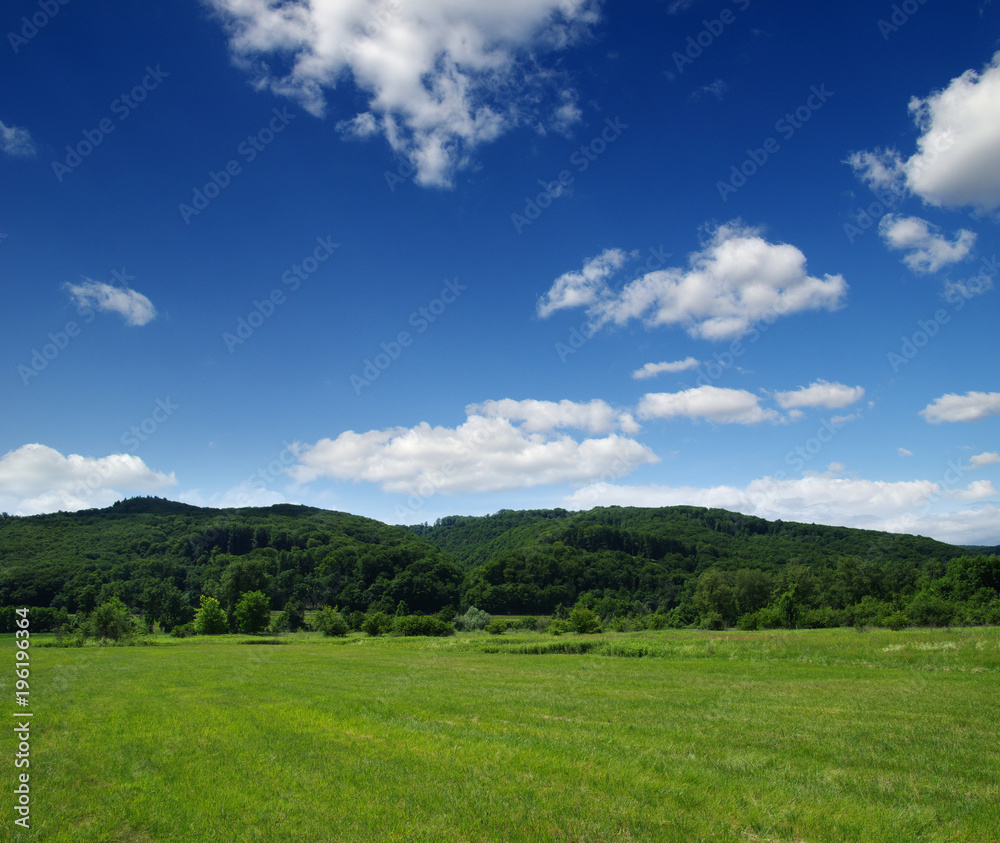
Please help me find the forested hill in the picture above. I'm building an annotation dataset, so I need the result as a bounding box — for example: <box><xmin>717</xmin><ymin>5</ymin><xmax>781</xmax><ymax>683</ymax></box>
<box><xmin>1</xmin><ymin>497</ymin><xmax>997</xmax><ymax>631</ymax></box>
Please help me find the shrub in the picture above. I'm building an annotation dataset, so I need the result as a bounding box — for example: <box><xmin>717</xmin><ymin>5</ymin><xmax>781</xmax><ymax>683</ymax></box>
<box><xmin>546</xmin><ymin>619</ymin><xmax>569</xmax><ymax>635</ymax></box>
<box><xmin>234</xmin><ymin>591</ymin><xmax>271</xmax><ymax>635</ymax></box>
<box><xmin>567</xmin><ymin>607</ymin><xmax>602</xmax><ymax>634</ymax></box>
<box><xmin>362</xmin><ymin>611</ymin><xmax>392</xmax><ymax>637</ymax></box>
<box><xmin>391</xmin><ymin>615</ymin><xmax>453</xmax><ymax>637</ymax></box>
<box><xmin>646</xmin><ymin>612</ymin><xmax>669</xmax><ymax>630</ymax></box>
<box><xmin>86</xmin><ymin>598</ymin><xmax>138</xmax><ymax>642</ymax></box>
<box><xmin>485</xmin><ymin>618</ymin><xmax>510</xmax><ymax>635</ymax></box>
<box><xmin>314</xmin><ymin>606</ymin><xmax>349</xmax><ymax>637</ymax></box>
<box><xmin>884</xmin><ymin>610</ymin><xmax>909</xmax><ymax>631</ymax></box>
<box><xmin>453</xmin><ymin>606</ymin><xmax>492</xmax><ymax>632</ymax></box>
<box><xmin>270</xmin><ymin>600</ymin><xmax>307</xmax><ymax>633</ymax></box>
<box><xmin>194</xmin><ymin>596</ymin><xmax>229</xmax><ymax>635</ymax></box>
<box><xmin>171</xmin><ymin>622</ymin><xmax>196</xmax><ymax>638</ymax></box>
<box><xmin>699</xmin><ymin>611</ymin><xmax>725</xmax><ymax>631</ymax></box>
<box><xmin>908</xmin><ymin>592</ymin><xmax>956</xmax><ymax>627</ymax></box>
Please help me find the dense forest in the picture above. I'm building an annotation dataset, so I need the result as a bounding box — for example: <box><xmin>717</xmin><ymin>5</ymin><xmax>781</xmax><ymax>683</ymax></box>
<box><xmin>1</xmin><ymin>497</ymin><xmax>998</xmax><ymax>632</ymax></box>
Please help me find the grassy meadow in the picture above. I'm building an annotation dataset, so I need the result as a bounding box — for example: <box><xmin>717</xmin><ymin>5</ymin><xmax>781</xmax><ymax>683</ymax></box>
<box><xmin>3</xmin><ymin>627</ymin><xmax>999</xmax><ymax>842</ymax></box>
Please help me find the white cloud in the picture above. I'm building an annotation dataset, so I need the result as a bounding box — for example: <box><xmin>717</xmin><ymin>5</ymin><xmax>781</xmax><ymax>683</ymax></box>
<box><xmin>946</xmin><ymin>479</ymin><xmax>996</xmax><ymax>501</ymax></box>
<box><xmin>538</xmin><ymin>222</ymin><xmax>847</xmax><ymax>341</ymax></box>
<box><xmin>690</xmin><ymin>79</ymin><xmax>729</xmax><ymax>101</ymax></box>
<box><xmin>206</xmin><ymin>0</ymin><xmax>600</xmax><ymax>188</ymax></box>
<box><xmin>536</xmin><ymin>248</ymin><xmax>627</xmax><ymax>318</ymax></box>
<box><xmin>849</xmin><ymin>51</ymin><xmax>1000</xmax><ymax>211</ymax></box>
<box><xmin>0</xmin><ymin>444</ymin><xmax>176</xmax><ymax>515</ymax></box>
<box><xmin>878</xmin><ymin>214</ymin><xmax>975</xmax><ymax>273</ymax></box>
<box><xmin>921</xmin><ymin>392</ymin><xmax>1000</xmax><ymax>423</ymax></box>
<box><xmin>562</xmin><ymin>474</ymin><xmax>1000</xmax><ymax>544</ymax></box>
<box><xmin>0</xmin><ymin>120</ymin><xmax>36</xmax><ymax>157</ymax></box>
<box><xmin>637</xmin><ymin>386</ymin><xmax>778</xmax><ymax>425</ymax></box>
<box><xmin>899</xmin><ymin>447</ymin><xmax>914</xmax><ymax>457</ymax></box>
<box><xmin>970</xmin><ymin>451</ymin><xmax>1000</xmax><ymax>469</ymax></box>
<box><xmin>773</xmin><ymin>380</ymin><xmax>865</xmax><ymax>410</ymax></box>
<box><xmin>632</xmin><ymin>357</ymin><xmax>700</xmax><ymax>380</ymax></box>
<box><xmin>63</xmin><ymin>280</ymin><xmax>157</xmax><ymax>326</ymax></box>
<box><xmin>466</xmin><ymin>398</ymin><xmax>636</xmax><ymax>435</ymax></box>
<box><xmin>289</xmin><ymin>410</ymin><xmax>657</xmax><ymax>496</ymax></box>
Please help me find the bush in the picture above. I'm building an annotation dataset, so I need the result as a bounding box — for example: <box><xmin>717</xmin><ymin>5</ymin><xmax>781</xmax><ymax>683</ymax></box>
<box><xmin>87</xmin><ymin>598</ymin><xmax>138</xmax><ymax>642</ymax></box>
<box><xmin>362</xmin><ymin>611</ymin><xmax>392</xmax><ymax>637</ymax></box>
<box><xmin>567</xmin><ymin>607</ymin><xmax>602</xmax><ymax>634</ymax></box>
<box><xmin>194</xmin><ymin>596</ymin><xmax>229</xmax><ymax>635</ymax></box>
<box><xmin>453</xmin><ymin>606</ymin><xmax>492</xmax><ymax>632</ymax></box>
<box><xmin>884</xmin><ymin>610</ymin><xmax>909</xmax><ymax>631</ymax></box>
<box><xmin>270</xmin><ymin>600</ymin><xmax>307</xmax><ymax>634</ymax></box>
<box><xmin>646</xmin><ymin>612</ymin><xmax>669</xmax><ymax>630</ymax></box>
<box><xmin>234</xmin><ymin>591</ymin><xmax>271</xmax><ymax>635</ymax></box>
<box><xmin>908</xmin><ymin>592</ymin><xmax>956</xmax><ymax>627</ymax></box>
<box><xmin>485</xmin><ymin>618</ymin><xmax>510</xmax><ymax>635</ymax></box>
<box><xmin>699</xmin><ymin>611</ymin><xmax>725</xmax><ymax>631</ymax></box>
<box><xmin>391</xmin><ymin>615</ymin><xmax>453</xmax><ymax>637</ymax></box>
<box><xmin>314</xmin><ymin>606</ymin><xmax>349</xmax><ymax>637</ymax></box>
<box><xmin>546</xmin><ymin>619</ymin><xmax>569</xmax><ymax>635</ymax></box>
<box><xmin>171</xmin><ymin>622</ymin><xmax>196</xmax><ymax>638</ymax></box>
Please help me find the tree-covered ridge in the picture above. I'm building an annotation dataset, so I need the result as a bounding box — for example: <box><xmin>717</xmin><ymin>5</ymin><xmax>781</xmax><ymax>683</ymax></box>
<box><xmin>1</xmin><ymin>497</ymin><xmax>997</xmax><ymax>632</ymax></box>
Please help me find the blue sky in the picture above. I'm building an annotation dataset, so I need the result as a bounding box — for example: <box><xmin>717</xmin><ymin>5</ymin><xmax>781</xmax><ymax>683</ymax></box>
<box><xmin>3</xmin><ymin>0</ymin><xmax>1000</xmax><ymax>544</ymax></box>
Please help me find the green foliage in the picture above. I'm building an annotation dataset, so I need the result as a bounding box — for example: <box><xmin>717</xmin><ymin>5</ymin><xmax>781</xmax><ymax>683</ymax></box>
<box><xmin>86</xmin><ymin>597</ymin><xmax>138</xmax><ymax>642</ymax></box>
<box><xmin>453</xmin><ymin>606</ymin><xmax>492</xmax><ymax>631</ymax></box>
<box><xmin>271</xmin><ymin>600</ymin><xmax>307</xmax><ymax>633</ymax></box>
<box><xmin>391</xmin><ymin>615</ymin><xmax>453</xmax><ymax>637</ymax></box>
<box><xmin>567</xmin><ymin>606</ymin><xmax>602</xmax><ymax>634</ymax></box>
<box><xmin>362</xmin><ymin>611</ymin><xmax>392</xmax><ymax>637</ymax></box>
<box><xmin>484</xmin><ymin>618</ymin><xmax>510</xmax><ymax>635</ymax></box>
<box><xmin>314</xmin><ymin>606</ymin><xmax>349</xmax><ymax>637</ymax></box>
<box><xmin>234</xmin><ymin>590</ymin><xmax>271</xmax><ymax>634</ymax></box>
<box><xmin>194</xmin><ymin>595</ymin><xmax>229</xmax><ymax>635</ymax></box>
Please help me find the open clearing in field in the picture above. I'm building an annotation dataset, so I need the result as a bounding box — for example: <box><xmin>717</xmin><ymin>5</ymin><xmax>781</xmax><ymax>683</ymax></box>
<box><xmin>4</xmin><ymin>627</ymin><xmax>999</xmax><ymax>842</ymax></box>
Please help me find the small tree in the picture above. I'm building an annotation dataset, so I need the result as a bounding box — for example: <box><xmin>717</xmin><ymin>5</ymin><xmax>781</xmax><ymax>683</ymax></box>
<box><xmin>454</xmin><ymin>606</ymin><xmax>492</xmax><ymax>632</ymax></box>
<box><xmin>271</xmin><ymin>599</ymin><xmax>307</xmax><ymax>633</ymax></box>
<box><xmin>87</xmin><ymin>598</ymin><xmax>138</xmax><ymax>642</ymax></box>
<box><xmin>362</xmin><ymin>611</ymin><xmax>391</xmax><ymax>637</ymax></box>
<box><xmin>314</xmin><ymin>606</ymin><xmax>349</xmax><ymax>637</ymax></box>
<box><xmin>567</xmin><ymin>607</ymin><xmax>602</xmax><ymax>634</ymax></box>
<box><xmin>194</xmin><ymin>595</ymin><xmax>229</xmax><ymax>635</ymax></box>
<box><xmin>234</xmin><ymin>591</ymin><xmax>271</xmax><ymax>634</ymax></box>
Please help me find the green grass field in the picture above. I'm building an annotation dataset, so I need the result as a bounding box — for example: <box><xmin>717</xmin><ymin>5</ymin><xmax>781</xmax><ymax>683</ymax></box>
<box><xmin>4</xmin><ymin>627</ymin><xmax>999</xmax><ymax>842</ymax></box>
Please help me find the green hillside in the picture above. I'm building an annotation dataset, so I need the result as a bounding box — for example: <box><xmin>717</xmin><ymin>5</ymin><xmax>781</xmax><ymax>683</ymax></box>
<box><xmin>1</xmin><ymin>497</ymin><xmax>998</xmax><ymax>632</ymax></box>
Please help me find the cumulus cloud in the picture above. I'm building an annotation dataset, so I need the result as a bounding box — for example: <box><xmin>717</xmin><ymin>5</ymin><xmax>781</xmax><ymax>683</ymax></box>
<box><xmin>0</xmin><ymin>120</ymin><xmax>36</xmax><ymax>157</ymax></box>
<box><xmin>206</xmin><ymin>0</ymin><xmax>600</xmax><ymax>188</ymax></box>
<box><xmin>289</xmin><ymin>409</ymin><xmax>657</xmax><ymax>496</ymax></box>
<box><xmin>466</xmin><ymin>398</ymin><xmax>638</xmax><ymax>435</ymax></box>
<box><xmin>562</xmin><ymin>474</ymin><xmax>1000</xmax><ymax>544</ymax></box>
<box><xmin>946</xmin><ymin>479</ymin><xmax>996</xmax><ymax>501</ymax></box>
<box><xmin>536</xmin><ymin>248</ymin><xmax>627</xmax><ymax>318</ymax></box>
<box><xmin>632</xmin><ymin>357</ymin><xmax>700</xmax><ymax>380</ymax></box>
<box><xmin>921</xmin><ymin>392</ymin><xmax>1000</xmax><ymax>423</ymax></box>
<box><xmin>63</xmin><ymin>280</ymin><xmax>157</xmax><ymax>326</ymax></box>
<box><xmin>637</xmin><ymin>386</ymin><xmax>778</xmax><ymax>425</ymax></box>
<box><xmin>848</xmin><ymin>51</ymin><xmax>1000</xmax><ymax>211</ymax></box>
<box><xmin>970</xmin><ymin>451</ymin><xmax>1000</xmax><ymax>469</ymax></box>
<box><xmin>773</xmin><ymin>380</ymin><xmax>865</xmax><ymax>410</ymax></box>
<box><xmin>878</xmin><ymin>214</ymin><xmax>975</xmax><ymax>273</ymax></box>
<box><xmin>0</xmin><ymin>444</ymin><xmax>176</xmax><ymax>515</ymax></box>
<box><xmin>537</xmin><ymin>222</ymin><xmax>847</xmax><ymax>341</ymax></box>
